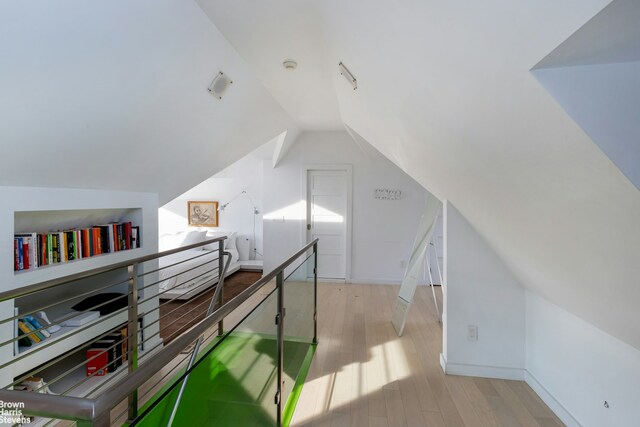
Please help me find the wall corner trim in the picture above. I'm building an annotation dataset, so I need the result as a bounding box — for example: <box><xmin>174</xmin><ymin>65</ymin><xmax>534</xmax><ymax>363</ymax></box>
<box><xmin>439</xmin><ymin>355</ymin><xmax>525</xmax><ymax>381</ymax></box>
<box><xmin>524</xmin><ymin>370</ymin><xmax>582</xmax><ymax>427</ymax></box>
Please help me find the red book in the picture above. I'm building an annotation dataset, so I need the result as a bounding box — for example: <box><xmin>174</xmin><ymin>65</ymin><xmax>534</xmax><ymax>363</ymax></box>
<box><xmin>23</xmin><ymin>240</ymin><xmax>30</xmax><ymax>270</ymax></box>
<box><xmin>124</xmin><ymin>222</ymin><xmax>131</xmax><ymax>250</ymax></box>
<box><xmin>14</xmin><ymin>239</ymin><xmax>19</xmax><ymax>271</ymax></box>
<box><xmin>92</xmin><ymin>228</ymin><xmax>98</xmax><ymax>255</ymax></box>
<box><xmin>112</xmin><ymin>224</ymin><xmax>119</xmax><ymax>251</ymax></box>
<box><xmin>86</xmin><ymin>349</ymin><xmax>109</xmax><ymax>377</ymax></box>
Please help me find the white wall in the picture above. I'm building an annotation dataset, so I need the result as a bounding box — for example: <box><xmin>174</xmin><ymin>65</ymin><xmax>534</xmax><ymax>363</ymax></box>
<box><xmin>159</xmin><ymin>141</ymin><xmax>275</xmax><ymax>259</ymax></box>
<box><xmin>263</xmin><ymin>130</ymin><xmax>427</xmax><ymax>283</ymax></box>
<box><xmin>441</xmin><ymin>200</ymin><xmax>640</xmax><ymax>425</ymax></box>
<box><xmin>442</xmin><ymin>201</ymin><xmax>526</xmax><ymax>379</ymax></box>
<box><xmin>0</xmin><ymin>1</ymin><xmax>293</xmax><ymax>204</ymax></box>
<box><xmin>526</xmin><ymin>292</ymin><xmax>640</xmax><ymax>427</ymax></box>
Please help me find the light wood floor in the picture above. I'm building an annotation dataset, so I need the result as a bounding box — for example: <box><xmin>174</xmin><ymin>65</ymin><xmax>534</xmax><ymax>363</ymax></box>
<box><xmin>291</xmin><ymin>283</ymin><xmax>564</xmax><ymax>427</ymax></box>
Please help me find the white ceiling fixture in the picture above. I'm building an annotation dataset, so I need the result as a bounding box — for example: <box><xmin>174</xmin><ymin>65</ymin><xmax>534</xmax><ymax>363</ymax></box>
<box><xmin>283</xmin><ymin>59</ymin><xmax>297</xmax><ymax>70</ymax></box>
<box><xmin>338</xmin><ymin>62</ymin><xmax>357</xmax><ymax>90</ymax></box>
<box><xmin>208</xmin><ymin>71</ymin><xmax>233</xmax><ymax>99</ymax></box>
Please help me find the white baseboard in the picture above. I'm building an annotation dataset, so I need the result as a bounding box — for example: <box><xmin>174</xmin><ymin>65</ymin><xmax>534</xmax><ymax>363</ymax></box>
<box><xmin>348</xmin><ymin>278</ymin><xmax>402</xmax><ymax>285</ymax></box>
<box><xmin>439</xmin><ymin>353</ymin><xmax>524</xmax><ymax>380</ymax></box>
<box><xmin>348</xmin><ymin>278</ymin><xmax>437</xmax><ymax>286</ymax></box>
<box><xmin>439</xmin><ymin>354</ymin><xmax>581</xmax><ymax>426</ymax></box>
<box><xmin>524</xmin><ymin>370</ymin><xmax>581</xmax><ymax>427</ymax></box>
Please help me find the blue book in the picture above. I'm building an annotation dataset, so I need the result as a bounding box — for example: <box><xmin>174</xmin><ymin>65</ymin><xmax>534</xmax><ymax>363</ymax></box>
<box><xmin>23</xmin><ymin>315</ymin><xmax>51</xmax><ymax>338</ymax></box>
<box><xmin>18</xmin><ymin>238</ymin><xmax>24</xmax><ymax>270</ymax></box>
<box><xmin>21</xmin><ymin>318</ymin><xmax>47</xmax><ymax>342</ymax></box>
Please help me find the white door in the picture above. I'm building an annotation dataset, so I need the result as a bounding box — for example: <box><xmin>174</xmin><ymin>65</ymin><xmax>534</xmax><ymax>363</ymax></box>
<box><xmin>307</xmin><ymin>169</ymin><xmax>348</xmax><ymax>280</ymax></box>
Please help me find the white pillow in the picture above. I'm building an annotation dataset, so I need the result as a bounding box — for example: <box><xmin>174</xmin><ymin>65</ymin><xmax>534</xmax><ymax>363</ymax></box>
<box><xmin>225</xmin><ymin>232</ymin><xmax>237</xmax><ymax>250</ymax></box>
<box><xmin>159</xmin><ymin>234</ymin><xmax>180</xmax><ymax>251</ymax></box>
<box><xmin>202</xmin><ymin>231</ymin><xmax>227</xmax><ymax>251</ymax></box>
<box><xmin>179</xmin><ymin>231</ymin><xmax>207</xmax><ymax>247</ymax></box>
<box><xmin>223</xmin><ymin>248</ymin><xmax>239</xmax><ymax>266</ymax></box>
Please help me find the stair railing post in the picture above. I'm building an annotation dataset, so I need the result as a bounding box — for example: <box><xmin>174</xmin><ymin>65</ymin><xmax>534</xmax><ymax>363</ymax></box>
<box><xmin>275</xmin><ymin>270</ymin><xmax>285</xmax><ymax>427</ymax></box>
<box><xmin>313</xmin><ymin>242</ymin><xmax>318</xmax><ymax>345</ymax></box>
<box><xmin>126</xmin><ymin>262</ymin><xmax>139</xmax><ymax>421</ymax></box>
<box><xmin>218</xmin><ymin>239</ymin><xmax>224</xmax><ymax>336</ymax></box>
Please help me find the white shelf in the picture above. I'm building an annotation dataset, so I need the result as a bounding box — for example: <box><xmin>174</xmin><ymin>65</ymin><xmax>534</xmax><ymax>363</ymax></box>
<box><xmin>13</xmin><ymin>299</ymin><xmax>157</xmax><ymax>377</ymax></box>
<box><xmin>0</xmin><ymin>187</ymin><xmax>160</xmax><ymax>392</ymax></box>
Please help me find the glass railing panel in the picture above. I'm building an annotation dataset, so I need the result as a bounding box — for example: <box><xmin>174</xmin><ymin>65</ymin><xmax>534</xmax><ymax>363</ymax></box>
<box><xmin>281</xmin><ymin>252</ymin><xmax>315</xmax><ymax>415</ymax></box>
<box><xmin>135</xmin><ymin>290</ymin><xmax>279</xmax><ymax>426</ymax></box>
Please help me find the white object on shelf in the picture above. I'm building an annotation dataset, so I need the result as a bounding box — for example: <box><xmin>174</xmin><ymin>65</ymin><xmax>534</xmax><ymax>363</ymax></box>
<box><xmin>62</xmin><ymin>311</ymin><xmax>100</xmax><ymax>327</ymax></box>
<box><xmin>37</xmin><ymin>310</ymin><xmax>61</xmax><ymax>334</ymax></box>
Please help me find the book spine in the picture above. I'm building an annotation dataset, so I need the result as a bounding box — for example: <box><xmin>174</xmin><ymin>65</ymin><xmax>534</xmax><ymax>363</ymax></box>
<box><xmin>75</xmin><ymin>230</ymin><xmax>80</xmax><ymax>259</ymax></box>
<box><xmin>120</xmin><ymin>326</ymin><xmax>128</xmax><ymax>364</ymax></box>
<box><xmin>22</xmin><ymin>318</ymin><xmax>46</xmax><ymax>341</ymax></box>
<box><xmin>31</xmin><ymin>233</ymin><xmax>37</xmax><ymax>268</ymax></box>
<box><xmin>17</xmin><ymin>328</ymin><xmax>33</xmax><ymax>347</ymax></box>
<box><xmin>18</xmin><ymin>238</ymin><xmax>24</xmax><ymax>270</ymax></box>
<box><xmin>107</xmin><ymin>333</ymin><xmax>123</xmax><ymax>368</ymax></box>
<box><xmin>83</xmin><ymin>229</ymin><xmax>90</xmax><ymax>258</ymax></box>
<box><xmin>108</xmin><ymin>225</ymin><xmax>115</xmax><ymax>253</ymax></box>
<box><xmin>23</xmin><ymin>239</ymin><xmax>30</xmax><ymax>270</ymax></box>
<box><xmin>47</xmin><ymin>234</ymin><xmax>53</xmax><ymax>265</ymax></box>
<box><xmin>59</xmin><ymin>232</ymin><xmax>67</xmax><ymax>263</ymax></box>
<box><xmin>17</xmin><ymin>320</ymin><xmax>40</xmax><ymax>343</ymax></box>
<box><xmin>132</xmin><ymin>226</ymin><xmax>140</xmax><ymax>248</ymax></box>
<box><xmin>51</xmin><ymin>233</ymin><xmax>58</xmax><ymax>263</ymax></box>
<box><xmin>14</xmin><ymin>238</ymin><xmax>19</xmax><ymax>271</ymax></box>
<box><xmin>86</xmin><ymin>349</ymin><xmax>108</xmax><ymax>377</ymax></box>
<box><xmin>94</xmin><ymin>228</ymin><xmax>101</xmax><ymax>255</ymax></box>
<box><xmin>125</xmin><ymin>222</ymin><xmax>132</xmax><ymax>250</ymax></box>
<box><xmin>37</xmin><ymin>234</ymin><xmax>43</xmax><ymax>267</ymax></box>
<box><xmin>23</xmin><ymin>315</ymin><xmax>51</xmax><ymax>338</ymax></box>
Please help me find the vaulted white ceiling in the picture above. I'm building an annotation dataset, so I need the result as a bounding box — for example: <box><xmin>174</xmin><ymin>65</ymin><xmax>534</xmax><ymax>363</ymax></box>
<box><xmin>0</xmin><ymin>1</ymin><xmax>294</xmax><ymax>203</ymax></box>
<box><xmin>197</xmin><ymin>0</ymin><xmax>640</xmax><ymax>350</ymax></box>
<box><xmin>532</xmin><ymin>0</ymin><xmax>640</xmax><ymax>189</ymax></box>
<box><xmin>2</xmin><ymin>1</ymin><xmax>639</xmax><ymax>351</ymax></box>
<box><xmin>197</xmin><ymin>0</ymin><xmax>342</xmax><ymax>130</ymax></box>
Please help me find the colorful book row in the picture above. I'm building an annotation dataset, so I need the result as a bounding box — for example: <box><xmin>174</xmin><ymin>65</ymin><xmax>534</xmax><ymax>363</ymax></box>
<box><xmin>17</xmin><ymin>315</ymin><xmax>51</xmax><ymax>346</ymax></box>
<box><xmin>14</xmin><ymin>222</ymin><xmax>140</xmax><ymax>271</ymax></box>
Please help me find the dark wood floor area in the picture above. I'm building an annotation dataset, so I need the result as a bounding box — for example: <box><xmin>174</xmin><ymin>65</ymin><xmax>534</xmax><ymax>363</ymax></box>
<box><xmin>159</xmin><ymin>271</ymin><xmax>262</xmax><ymax>344</ymax></box>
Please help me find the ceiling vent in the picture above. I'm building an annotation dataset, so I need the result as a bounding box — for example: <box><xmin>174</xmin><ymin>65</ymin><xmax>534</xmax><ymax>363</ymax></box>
<box><xmin>283</xmin><ymin>60</ymin><xmax>298</xmax><ymax>70</ymax></box>
<box><xmin>338</xmin><ymin>62</ymin><xmax>357</xmax><ymax>90</ymax></box>
<box><xmin>208</xmin><ymin>72</ymin><xmax>233</xmax><ymax>99</ymax></box>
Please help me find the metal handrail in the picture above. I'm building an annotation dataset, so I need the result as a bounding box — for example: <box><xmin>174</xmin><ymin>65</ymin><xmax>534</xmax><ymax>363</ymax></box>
<box><xmin>167</xmin><ymin>250</ymin><xmax>233</xmax><ymax>425</ymax></box>
<box><xmin>0</xmin><ymin>236</ymin><xmax>227</xmax><ymax>303</ymax></box>
<box><xmin>0</xmin><ymin>238</ymin><xmax>318</xmax><ymax>426</ymax></box>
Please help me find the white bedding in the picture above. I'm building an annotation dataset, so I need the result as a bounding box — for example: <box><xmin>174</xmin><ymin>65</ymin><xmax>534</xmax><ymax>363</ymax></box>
<box><xmin>158</xmin><ymin>248</ymin><xmax>239</xmax><ymax>295</ymax></box>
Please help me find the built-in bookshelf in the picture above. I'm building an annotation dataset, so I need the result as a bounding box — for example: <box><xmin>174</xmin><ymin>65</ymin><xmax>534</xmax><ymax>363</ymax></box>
<box><xmin>13</xmin><ymin>208</ymin><xmax>142</xmax><ymax>274</ymax></box>
<box><xmin>0</xmin><ymin>186</ymin><xmax>161</xmax><ymax>394</ymax></box>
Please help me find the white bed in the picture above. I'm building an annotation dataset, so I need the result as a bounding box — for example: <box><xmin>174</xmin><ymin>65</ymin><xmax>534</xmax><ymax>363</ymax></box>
<box><xmin>157</xmin><ymin>230</ymin><xmax>241</xmax><ymax>301</ymax></box>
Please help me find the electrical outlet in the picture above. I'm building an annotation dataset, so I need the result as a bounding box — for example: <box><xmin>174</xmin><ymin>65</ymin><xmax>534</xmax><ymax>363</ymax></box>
<box><xmin>467</xmin><ymin>325</ymin><xmax>478</xmax><ymax>341</ymax></box>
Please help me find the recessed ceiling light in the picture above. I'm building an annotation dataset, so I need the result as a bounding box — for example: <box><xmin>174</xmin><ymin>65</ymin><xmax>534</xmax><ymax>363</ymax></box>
<box><xmin>283</xmin><ymin>60</ymin><xmax>297</xmax><ymax>70</ymax></box>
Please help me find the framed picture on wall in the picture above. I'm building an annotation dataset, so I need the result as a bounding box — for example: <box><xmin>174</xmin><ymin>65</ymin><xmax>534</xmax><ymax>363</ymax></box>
<box><xmin>187</xmin><ymin>201</ymin><xmax>218</xmax><ymax>227</ymax></box>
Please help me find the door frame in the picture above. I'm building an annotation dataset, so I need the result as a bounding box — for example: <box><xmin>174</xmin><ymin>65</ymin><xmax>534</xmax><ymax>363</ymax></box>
<box><xmin>302</xmin><ymin>164</ymin><xmax>353</xmax><ymax>282</ymax></box>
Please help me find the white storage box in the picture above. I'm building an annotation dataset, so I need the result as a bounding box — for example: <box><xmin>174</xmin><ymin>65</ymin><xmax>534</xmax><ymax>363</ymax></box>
<box><xmin>62</xmin><ymin>311</ymin><xmax>100</xmax><ymax>327</ymax></box>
